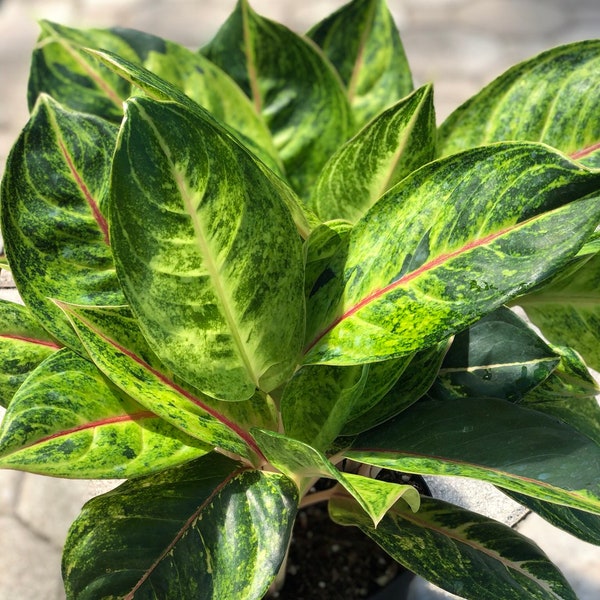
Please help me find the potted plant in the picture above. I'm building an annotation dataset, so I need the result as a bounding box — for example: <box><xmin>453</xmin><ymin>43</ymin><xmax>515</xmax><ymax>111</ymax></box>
<box><xmin>0</xmin><ymin>0</ymin><xmax>599</xmax><ymax>598</ymax></box>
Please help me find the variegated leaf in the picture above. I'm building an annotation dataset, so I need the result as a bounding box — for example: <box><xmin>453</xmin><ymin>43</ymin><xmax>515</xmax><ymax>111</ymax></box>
<box><xmin>252</xmin><ymin>429</ymin><xmax>420</xmax><ymax>526</ymax></box>
<box><xmin>309</xmin><ymin>84</ymin><xmax>436</xmax><ymax>223</ymax></box>
<box><xmin>346</xmin><ymin>397</ymin><xmax>600</xmax><ymax>513</ymax></box>
<box><xmin>202</xmin><ymin>0</ymin><xmax>353</xmax><ymax>197</ymax></box>
<box><xmin>518</xmin><ymin>252</ymin><xmax>600</xmax><ymax>372</ymax></box>
<box><xmin>0</xmin><ymin>349</ymin><xmax>210</xmax><ymax>478</ymax></box>
<box><xmin>28</xmin><ymin>20</ymin><xmax>136</xmax><ymax>120</ymax></box>
<box><xmin>330</xmin><ymin>494</ymin><xmax>577</xmax><ymax>600</ymax></box>
<box><xmin>0</xmin><ymin>95</ymin><xmax>124</xmax><ymax>350</ymax></box>
<box><xmin>110</xmin><ymin>97</ymin><xmax>305</xmax><ymax>401</ymax></box>
<box><xmin>308</xmin><ymin>0</ymin><xmax>413</xmax><ymax>128</ymax></box>
<box><xmin>438</xmin><ymin>40</ymin><xmax>600</xmax><ymax>161</ymax></box>
<box><xmin>57</xmin><ymin>302</ymin><xmax>267</xmax><ymax>461</ymax></box>
<box><xmin>63</xmin><ymin>454</ymin><xmax>298</xmax><ymax>600</ymax></box>
<box><xmin>0</xmin><ymin>299</ymin><xmax>60</xmax><ymax>408</ymax></box>
<box><xmin>432</xmin><ymin>306</ymin><xmax>559</xmax><ymax>401</ymax></box>
<box><xmin>303</xmin><ymin>143</ymin><xmax>600</xmax><ymax>366</ymax></box>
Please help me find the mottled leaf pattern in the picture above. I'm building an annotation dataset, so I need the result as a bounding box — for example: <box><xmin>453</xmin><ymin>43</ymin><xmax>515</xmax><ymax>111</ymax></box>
<box><xmin>304</xmin><ymin>143</ymin><xmax>600</xmax><ymax>365</ymax></box>
<box><xmin>110</xmin><ymin>97</ymin><xmax>305</xmax><ymax>401</ymax></box>
<box><xmin>308</xmin><ymin>0</ymin><xmax>413</xmax><ymax>128</ymax></box>
<box><xmin>28</xmin><ymin>20</ymin><xmax>135</xmax><ymax>121</ymax></box>
<box><xmin>63</xmin><ymin>454</ymin><xmax>298</xmax><ymax>600</ymax></box>
<box><xmin>281</xmin><ymin>363</ymin><xmax>367</xmax><ymax>452</ymax></box>
<box><xmin>203</xmin><ymin>0</ymin><xmax>353</xmax><ymax>196</ymax></box>
<box><xmin>0</xmin><ymin>350</ymin><xmax>210</xmax><ymax>478</ymax></box>
<box><xmin>347</xmin><ymin>397</ymin><xmax>600</xmax><ymax>513</ymax></box>
<box><xmin>0</xmin><ymin>299</ymin><xmax>60</xmax><ymax>408</ymax></box>
<box><xmin>252</xmin><ymin>429</ymin><xmax>420</xmax><ymax>525</ymax></box>
<box><xmin>432</xmin><ymin>306</ymin><xmax>559</xmax><ymax>401</ymax></box>
<box><xmin>57</xmin><ymin>302</ymin><xmax>264</xmax><ymax>461</ymax></box>
<box><xmin>518</xmin><ymin>252</ymin><xmax>600</xmax><ymax>372</ymax></box>
<box><xmin>0</xmin><ymin>95</ymin><xmax>124</xmax><ymax>350</ymax></box>
<box><xmin>309</xmin><ymin>84</ymin><xmax>436</xmax><ymax>223</ymax></box>
<box><xmin>330</xmin><ymin>495</ymin><xmax>577</xmax><ymax>600</ymax></box>
<box><xmin>438</xmin><ymin>40</ymin><xmax>600</xmax><ymax>159</ymax></box>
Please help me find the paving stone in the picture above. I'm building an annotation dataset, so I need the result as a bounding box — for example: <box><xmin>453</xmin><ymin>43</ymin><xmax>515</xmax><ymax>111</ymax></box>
<box><xmin>0</xmin><ymin>468</ymin><xmax>23</xmax><ymax>515</ymax></box>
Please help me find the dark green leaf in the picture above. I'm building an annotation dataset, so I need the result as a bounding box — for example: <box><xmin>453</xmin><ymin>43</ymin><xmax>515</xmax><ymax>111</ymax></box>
<box><xmin>308</xmin><ymin>0</ymin><xmax>413</xmax><ymax>128</ymax></box>
<box><xmin>432</xmin><ymin>306</ymin><xmax>559</xmax><ymax>401</ymax></box>
<box><xmin>0</xmin><ymin>95</ymin><xmax>124</xmax><ymax>350</ymax></box>
<box><xmin>347</xmin><ymin>397</ymin><xmax>600</xmax><ymax>513</ymax></box>
<box><xmin>63</xmin><ymin>453</ymin><xmax>298</xmax><ymax>600</ymax></box>
<box><xmin>110</xmin><ymin>97</ymin><xmax>305</xmax><ymax>401</ymax></box>
<box><xmin>438</xmin><ymin>40</ymin><xmax>600</xmax><ymax>160</ymax></box>
<box><xmin>203</xmin><ymin>0</ymin><xmax>353</xmax><ymax>196</ymax></box>
<box><xmin>330</xmin><ymin>494</ymin><xmax>577</xmax><ymax>600</ymax></box>
<box><xmin>309</xmin><ymin>84</ymin><xmax>436</xmax><ymax>223</ymax></box>
<box><xmin>503</xmin><ymin>489</ymin><xmax>600</xmax><ymax>546</ymax></box>
<box><xmin>303</xmin><ymin>143</ymin><xmax>600</xmax><ymax>366</ymax></box>
<box><xmin>0</xmin><ymin>299</ymin><xmax>60</xmax><ymax>408</ymax></box>
<box><xmin>0</xmin><ymin>349</ymin><xmax>210</xmax><ymax>478</ymax></box>
<box><xmin>518</xmin><ymin>252</ymin><xmax>600</xmax><ymax>372</ymax></box>
<box><xmin>519</xmin><ymin>345</ymin><xmax>600</xmax><ymax>446</ymax></box>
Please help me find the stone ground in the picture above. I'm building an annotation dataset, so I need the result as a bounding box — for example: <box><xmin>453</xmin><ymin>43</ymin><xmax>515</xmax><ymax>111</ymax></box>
<box><xmin>0</xmin><ymin>0</ymin><xmax>599</xmax><ymax>598</ymax></box>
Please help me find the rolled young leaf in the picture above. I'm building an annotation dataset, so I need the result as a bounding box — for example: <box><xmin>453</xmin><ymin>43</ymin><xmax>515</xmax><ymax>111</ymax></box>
<box><xmin>309</xmin><ymin>84</ymin><xmax>436</xmax><ymax>223</ymax></box>
<box><xmin>438</xmin><ymin>40</ymin><xmax>600</xmax><ymax>161</ymax></box>
<box><xmin>0</xmin><ymin>94</ymin><xmax>124</xmax><ymax>350</ymax></box>
<box><xmin>303</xmin><ymin>143</ymin><xmax>600</xmax><ymax>366</ymax></box>
<box><xmin>0</xmin><ymin>349</ymin><xmax>210</xmax><ymax>478</ymax></box>
<box><xmin>62</xmin><ymin>453</ymin><xmax>299</xmax><ymax>600</ymax></box>
<box><xmin>202</xmin><ymin>0</ymin><xmax>353</xmax><ymax>197</ymax></box>
<box><xmin>0</xmin><ymin>299</ymin><xmax>60</xmax><ymax>408</ymax></box>
<box><xmin>307</xmin><ymin>0</ymin><xmax>413</xmax><ymax>128</ymax></box>
<box><xmin>330</xmin><ymin>494</ymin><xmax>578</xmax><ymax>600</ymax></box>
<box><xmin>346</xmin><ymin>397</ymin><xmax>600</xmax><ymax>514</ymax></box>
<box><xmin>110</xmin><ymin>97</ymin><xmax>305</xmax><ymax>401</ymax></box>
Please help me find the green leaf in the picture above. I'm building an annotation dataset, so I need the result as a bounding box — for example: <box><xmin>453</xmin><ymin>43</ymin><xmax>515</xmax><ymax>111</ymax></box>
<box><xmin>57</xmin><ymin>302</ymin><xmax>266</xmax><ymax>461</ymax></box>
<box><xmin>252</xmin><ymin>429</ymin><xmax>419</xmax><ymax>525</ymax></box>
<box><xmin>346</xmin><ymin>396</ymin><xmax>600</xmax><ymax>513</ymax></box>
<box><xmin>110</xmin><ymin>96</ymin><xmax>305</xmax><ymax>401</ymax></box>
<box><xmin>0</xmin><ymin>299</ymin><xmax>60</xmax><ymax>408</ymax></box>
<box><xmin>309</xmin><ymin>84</ymin><xmax>436</xmax><ymax>223</ymax></box>
<box><xmin>438</xmin><ymin>40</ymin><xmax>600</xmax><ymax>160</ymax></box>
<box><xmin>503</xmin><ymin>490</ymin><xmax>600</xmax><ymax>546</ymax></box>
<box><xmin>28</xmin><ymin>20</ymin><xmax>136</xmax><ymax>121</ymax></box>
<box><xmin>518</xmin><ymin>252</ymin><xmax>600</xmax><ymax>372</ymax></box>
<box><xmin>303</xmin><ymin>143</ymin><xmax>600</xmax><ymax>366</ymax></box>
<box><xmin>280</xmin><ymin>363</ymin><xmax>367</xmax><ymax>452</ymax></box>
<box><xmin>202</xmin><ymin>0</ymin><xmax>353</xmax><ymax>196</ymax></box>
<box><xmin>431</xmin><ymin>306</ymin><xmax>559</xmax><ymax>401</ymax></box>
<box><xmin>330</xmin><ymin>494</ymin><xmax>577</xmax><ymax>600</ymax></box>
<box><xmin>63</xmin><ymin>453</ymin><xmax>298</xmax><ymax>600</ymax></box>
<box><xmin>0</xmin><ymin>94</ymin><xmax>124</xmax><ymax>350</ymax></box>
<box><xmin>308</xmin><ymin>0</ymin><xmax>413</xmax><ymax>128</ymax></box>
<box><xmin>519</xmin><ymin>345</ymin><xmax>600</xmax><ymax>446</ymax></box>
<box><xmin>342</xmin><ymin>343</ymin><xmax>448</xmax><ymax>435</ymax></box>
<box><xmin>0</xmin><ymin>349</ymin><xmax>210</xmax><ymax>478</ymax></box>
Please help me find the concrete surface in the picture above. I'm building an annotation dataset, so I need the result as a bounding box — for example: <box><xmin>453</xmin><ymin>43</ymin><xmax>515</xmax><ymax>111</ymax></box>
<box><xmin>0</xmin><ymin>0</ymin><xmax>599</xmax><ymax>598</ymax></box>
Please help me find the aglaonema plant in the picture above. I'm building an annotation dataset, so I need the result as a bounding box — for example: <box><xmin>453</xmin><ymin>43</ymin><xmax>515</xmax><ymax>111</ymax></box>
<box><xmin>0</xmin><ymin>0</ymin><xmax>599</xmax><ymax>598</ymax></box>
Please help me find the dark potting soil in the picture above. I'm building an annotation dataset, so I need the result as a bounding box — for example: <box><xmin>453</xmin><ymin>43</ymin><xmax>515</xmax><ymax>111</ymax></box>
<box><xmin>271</xmin><ymin>473</ymin><xmax>428</xmax><ymax>600</ymax></box>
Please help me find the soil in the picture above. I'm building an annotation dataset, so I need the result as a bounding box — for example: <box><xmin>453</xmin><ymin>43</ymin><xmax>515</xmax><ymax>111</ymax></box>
<box><xmin>271</xmin><ymin>472</ymin><xmax>429</xmax><ymax>600</ymax></box>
